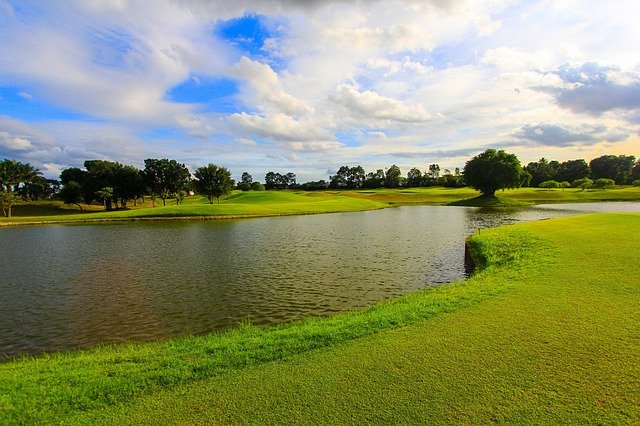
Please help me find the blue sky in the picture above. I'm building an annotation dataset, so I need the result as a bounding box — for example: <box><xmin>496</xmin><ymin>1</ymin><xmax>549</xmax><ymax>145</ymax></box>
<box><xmin>0</xmin><ymin>0</ymin><xmax>638</xmax><ymax>180</ymax></box>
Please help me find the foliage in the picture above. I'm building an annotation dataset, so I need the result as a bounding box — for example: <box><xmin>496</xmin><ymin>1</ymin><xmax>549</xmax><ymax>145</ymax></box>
<box><xmin>363</xmin><ymin>169</ymin><xmax>385</xmax><ymax>188</ymax></box>
<box><xmin>406</xmin><ymin>167</ymin><xmax>423</xmax><ymax>187</ymax></box>
<box><xmin>594</xmin><ymin>178</ymin><xmax>615</xmax><ymax>190</ymax></box>
<box><xmin>143</xmin><ymin>159</ymin><xmax>190</xmax><ymax>206</ymax></box>
<box><xmin>0</xmin><ymin>191</ymin><xmax>20</xmax><ymax>217</ymax></box>
<box><xmin>463</xmin><ymin>149</ymin><xmax>527</xmax><ymax>197</ymax></box>
<box><xmin>194</xmin><ymin>164</ymin><xmax>234</xmax><ymax>204</ymax></box>
<box><xmin>265</xmin><ymin>171</ymin><xmax>297</xmax><ymax>189</ymax></box>
<box><xmin>300</xmin><ymin>180</ymin><xmax>328</xmax><ymax>190</ymax></box>
<box><xmin>633</xmin><ymin>180</ymin><xmax>640</xmax><ymax>187</ymax></box>
<box><xmin>559</xmin><ymin>181</ymin><xmax>571</xmax><ymax>190</ymax></box>
<box><xmin>0</xmin><ymin>158</ymin><xmax>42</xmax><ymax>194</ymax></box>
<box><xmin>556</xmin><ymin>159</ymin><xmax>590</xmax><ymax>183</ymax></box>
<box><xmin>524</xmin><ymin>158</ymin><xmax>560</xmax><ymax>187</ymax></box>
<box><xmin>60</xmin><ymin>181</ymin><xmax>84</xmax><ymax>210</ymax></box>
<box><xmin>590</xmin><ymin>154</ymin><xmax>636</xmax><ymax>184</ymax></box>
<box><xmin>539</xmin><ymin>180</ymin><xmax>560</xmax><ymax>190</ymax></box>
<box><xmin>251</xmin><ymin>182</ymin><xmax>265</xmax><ymax>191</ymax></box>
<box><xmin>384</xmin><ymin>164</ymin><xmax>402</xmax><ymax>188</ymax></box>
<box><xmin>571</xmin><ymin>178</ymin><xmax>593</xmax><ymax>190</ymax></box>
<box><xmin>330</xmin><ymin>165</ymin><xmax>365</xmax><ymax>189</ymax></box>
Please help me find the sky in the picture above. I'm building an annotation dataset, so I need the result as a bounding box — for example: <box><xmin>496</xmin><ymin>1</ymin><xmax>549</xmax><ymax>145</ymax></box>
<box><xmin>0</xmin><ymin>0</ymin><xmax>639</xmax><ymax>181</ymax></box>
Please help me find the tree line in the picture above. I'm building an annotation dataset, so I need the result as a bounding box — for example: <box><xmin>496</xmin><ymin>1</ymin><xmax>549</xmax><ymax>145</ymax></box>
<box><xmin>1</xmin><ymin>151</ymin><xmax>639</xmax><ymax>217</ymax></box>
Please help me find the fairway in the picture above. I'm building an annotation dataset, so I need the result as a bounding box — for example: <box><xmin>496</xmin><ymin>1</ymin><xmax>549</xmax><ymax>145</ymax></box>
<box><xmin>2</xmin><ymin>186</ymin><xmax>640</xmax><ymax>226</ymax></box>
<box><xmin>2</xmin><ymin>213</ymin><xmax>639</xmax><ymax>423</ymax></box>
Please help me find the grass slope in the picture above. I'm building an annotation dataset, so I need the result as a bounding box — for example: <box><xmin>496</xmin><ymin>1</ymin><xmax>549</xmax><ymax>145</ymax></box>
<box><xmin>2</xmin><ymin>186</ymin><xmax>640</xmax><ymax>225</ymax></box>
<box><xmin>1</xmin><ymin>213</ymin><xmax>639</xmax><ymax>423</ymax></box>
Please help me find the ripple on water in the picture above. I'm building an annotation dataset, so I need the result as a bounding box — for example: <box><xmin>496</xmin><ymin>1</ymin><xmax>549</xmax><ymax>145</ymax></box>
<box><xmin>1</xmin><ymin>202</ymin><xmax>639</xmax><ymax>358</ymax></box>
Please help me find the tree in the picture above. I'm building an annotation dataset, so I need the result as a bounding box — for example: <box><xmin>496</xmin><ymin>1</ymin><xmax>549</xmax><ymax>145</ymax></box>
<box><xmin>60</xmin><ymin>181</ymin><xmax>84</xmax><ymax>210</ymax></box>
<box><xmin>463</xmin><ymin>149</ymin><xmax>527</xmax><ymax>197</ymax></box>
<box><xmin>250</xmin><ymin>182</ymin><xmax>265</xmax><ymax>191</ymax></box>
<box><xmin>590</xmin><ymin>155</ymin><xmax>636</xmax><ymax>184</ymax></box>
<box><xmin>384</xmin><ymin>165</ymin><xmax>402</xmax><ymax>188</ymax></box>
<box><xmin>571</xmin><ymin>178</ymin><xmax>593</xmax><ymax>191</ymax></box>
<box><xmin>633</xmin><ymin>160</ymin><xmax>640</xmax><ymax>181</ymax></box>
<box><xmin>143</xmin><ymin>159</ymin><xmax>191</xmax><ymax>206</ymax></box>
<box><xmin>427</xmin><ymin>164</ymin><xmax>440</xmax><ymax>179</ymax></box>
<box><xmin>96</xmin><ymin>187</ymin><xmax>114</xmax><ymax>211</ymax></box>
<box><xmin>238</xmin><ymin>172</ymin><xmax>253</xmax><ymax>191</ymax></box>
<box><xmin>363</xmin><ymin>169</ymin><xmax>385</xmax><ymax>188</ymax></box>
<box><xmin>557</xmin><ymin>159</ymin><xmax>590</xmax><ymax>183</ymax></box>
<box><xmin>559</xmin><ymin>181</ymin><xmax>571</xmax><ymax>191</ymax></box>
<box><xmin>539</xmin><ymin>180</ymin><xmax>560</xmax><ymax>190</ymax></box>
<box><xmin>0</xmin><ymin>191</ymin><xmax>19</xmax><ymax>217</ymax></box>
<box><xmin>524</xmin><ymin>158</ymin><xmax>559</xmax><ymax>187</ymax></box>
<box><xmin>594</xmin><ymin>178</ymin><xmax>615</xmax><ymax>190</ymax></box>
<box><xmin>0</xmin><ymin>159</ymin><xmax>42</xmax><ymax>194</ymax></box>
<box><xmin>265</xmin><ymin>172</ymin><xmax>278</xmax><ymax>190</ymax></box>
<box><xmin>194</xmin><ymin>164</ymin><xmax>234</xmax><ymax>204</ymax></box>
<box><xmin>330</xmin><ymin>165</ymin><xmax>364</xmax><ymax>189</ymax></box>
<box><xmin>406</xmin><ymin>168</ymin><xmax>423</xmax><ymax>187</ymax></box>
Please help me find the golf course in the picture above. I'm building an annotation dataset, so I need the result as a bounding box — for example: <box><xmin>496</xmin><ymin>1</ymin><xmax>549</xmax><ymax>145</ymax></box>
<box><xmin>2</xmin><ymin>185</ymin><xmax>640</xmax><ymax>225</ymax></box>
<box><xmin>1</xmin><ymin>207</ymin><xmax>639</xmax><ymax>423</ymax></box>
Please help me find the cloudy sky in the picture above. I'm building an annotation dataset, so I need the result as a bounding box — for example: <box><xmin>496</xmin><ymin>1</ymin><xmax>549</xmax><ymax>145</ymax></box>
<box><xmin>0</xmin><ymin>0</ymin><xmax>638</xmax><ymax>181</ymax></box>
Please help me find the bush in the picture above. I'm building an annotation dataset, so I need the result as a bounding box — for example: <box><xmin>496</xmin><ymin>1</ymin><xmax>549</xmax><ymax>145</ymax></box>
<box><xmin>571</xmin><ymin>178</ymin><xmax>593</xmax><ymax>191</ymax></box>
<box><xmin>594</xmin><ymin>178</ymin><xmax>615</xmax><ymax>190</ymax></box>
<box><xmin>633</xmin><ymin>180</ymin><xmax>640</xmax><ymax>187</ymax></box>
<box><xmin>251</xmin><ymin>182</ymin><xmax>265</xmax><ymax>191</ymax></box>
<box><xmin>539</xmin><ymin>180</ymin><xmax>559</xmax><ymax>190</ymax></box>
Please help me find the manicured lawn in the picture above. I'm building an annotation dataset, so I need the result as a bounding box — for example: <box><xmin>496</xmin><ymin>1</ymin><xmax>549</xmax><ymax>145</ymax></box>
<box><xmin>2</xmin><ymin>186</ymin><xmax>640</xmax><ymax>226</ymax></box>
<box><xmin>1</xmin><ymin>213</ymin><xmax>639</xmax><ymax>423</ymax></box>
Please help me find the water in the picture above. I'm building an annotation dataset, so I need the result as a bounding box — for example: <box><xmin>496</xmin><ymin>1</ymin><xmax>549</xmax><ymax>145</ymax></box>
<box><xmin>1</xmin><ymin>202</ymin><xmax>639</xmax><ymax>359</ymax></box>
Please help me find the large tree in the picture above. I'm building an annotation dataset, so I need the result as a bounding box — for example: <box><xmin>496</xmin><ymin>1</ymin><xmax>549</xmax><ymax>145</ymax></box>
<box><xmin>194</xmin><ymin>164</ymin><xmax>234</xmax><ymax>204</ymax></box>
<box><xmin>590</xmin><ymin>155</ymin><xmax>636</xmax><ymax>184</ymax></box>
<box><xmin>464</xmin><ymin>149</ymin><xmax>527</xmax><ymax>197</ymax></box>
<box><xmin>143</xmin><ymin>159</ymin><xmax>191</xmax><ymax>206</ymax></box>
<box><xmin>406</xmin><ymin>167</ymin><xmax>423</xmax><ymax>187</ymax></box>
<box><xmin>384</xmin><ymin>165</ymin><xmax>403</xmax><ymax>188</ymax></box>
<box><xmin>0</xmin><ymin>159</ymin><xmax>42</xmax><ymax>193</ymax></box>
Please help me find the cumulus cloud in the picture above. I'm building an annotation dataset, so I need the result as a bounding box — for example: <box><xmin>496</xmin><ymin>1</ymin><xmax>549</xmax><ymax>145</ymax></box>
<box><xmin>513</xmin><ymin>122</ymin><xmax>630</xmax><ymax>147</ymax></box>
<box><xmin>538</xmin><ymin>62</ymin><xmax>640</xmax><ymax>116</ymax></box>
<box><xmin>229</xmin><ymin>112</ymin><xmax>337</xmax><ymax>149</ymax></box>
<box><xmin>331</xmin><ymin>84</ymin><xmax>430</xmax><ymax>123</ymax></box>
<box><xmin>233</xmin><ymin>56</ymin><xmax>314</xmax><ymax>116</ymax></box>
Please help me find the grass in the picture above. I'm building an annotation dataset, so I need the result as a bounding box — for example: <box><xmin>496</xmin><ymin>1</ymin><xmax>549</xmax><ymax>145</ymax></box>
<box><xmin>1</xmin><ymin>213</ymin><xmax>639</xmax><ymax>423</ymax></box>
<box><xmin>2</xmin><ymin>186</ymin><xmax>640</xmax><ymax>226</ymax></box>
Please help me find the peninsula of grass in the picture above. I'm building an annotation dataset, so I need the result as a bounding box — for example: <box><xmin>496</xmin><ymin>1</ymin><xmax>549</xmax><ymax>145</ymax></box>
<box><xmin>1</xmin><ymin>213</ymin><xmax>639</xmax><ymax>423</ymax></box>
<box><xmin>2</xmin><ymin>185</ymin><xmax>640</xmax><ymax>226</ymax></box>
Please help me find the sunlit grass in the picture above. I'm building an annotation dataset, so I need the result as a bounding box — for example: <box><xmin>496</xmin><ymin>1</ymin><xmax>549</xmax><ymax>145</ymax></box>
<box><xmin>1</xmin><ymin>213</ymin><xmax>639</xmax><ymax>423</ymax></box>
<box><xmin>3</xmin><ymin>186</ymin><xmax>640</xmax><ymax>225</ymax></box>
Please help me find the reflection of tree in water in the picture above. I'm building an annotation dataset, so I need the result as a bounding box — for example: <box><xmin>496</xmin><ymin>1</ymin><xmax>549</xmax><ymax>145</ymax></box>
<box><xmin>66</xmin><ymin>256</ymin><xmax>168</xmax><ymax>349</ymax></box>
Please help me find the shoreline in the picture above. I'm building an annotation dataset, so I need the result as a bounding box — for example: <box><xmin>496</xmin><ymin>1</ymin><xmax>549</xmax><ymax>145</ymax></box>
<box><xmin>2</xmin><ymin>193</ymin><xmax>640</xmax><ymax>227</ymax></box>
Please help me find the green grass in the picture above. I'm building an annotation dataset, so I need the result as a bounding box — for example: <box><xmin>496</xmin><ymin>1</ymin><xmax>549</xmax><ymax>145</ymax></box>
<box><xmin>3</xmin><ymin>186</ymin><xmax>640</xmax><ymax>226</ymax></box>
<box><xmin>1</xmin><ymin>213</ymin><xmax>639</xmax><ymax>423</ymax></box>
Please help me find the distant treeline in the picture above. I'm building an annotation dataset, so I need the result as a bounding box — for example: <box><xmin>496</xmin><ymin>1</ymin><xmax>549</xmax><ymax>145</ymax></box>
<box><xmin>1</xmin><ymin>152</ymin><xmax>639</xmax><ymax>216</ymax></box>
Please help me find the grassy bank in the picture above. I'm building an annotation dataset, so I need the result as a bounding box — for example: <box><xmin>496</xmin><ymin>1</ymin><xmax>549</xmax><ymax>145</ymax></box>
<box><xmin>1</xmin><ymin>213</ymin><xmax>639</xmax><ymax>423</ymax></box>
<box><xmin>2</xmin><ymin>186</ymin><xmax>640</xmax><ymax>226</ymax></box>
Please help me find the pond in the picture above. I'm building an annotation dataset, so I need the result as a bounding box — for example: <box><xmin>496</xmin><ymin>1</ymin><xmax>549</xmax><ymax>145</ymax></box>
<box><xmin>1</xmin><ymin>202</ymin><xmax>639</xmax><ymax>359</ymax></box>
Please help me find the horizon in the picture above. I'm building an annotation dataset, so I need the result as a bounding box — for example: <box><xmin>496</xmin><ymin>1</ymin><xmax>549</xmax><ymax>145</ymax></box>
<box><xmin>1</xmin><ymin>1</ymin><xmax>639</xmax><ymax>181</ymax></box>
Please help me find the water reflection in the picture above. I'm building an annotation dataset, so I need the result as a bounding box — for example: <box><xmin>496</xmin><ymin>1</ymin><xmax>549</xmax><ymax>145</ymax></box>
<box><xmin>1</xmin><ymin>202</ymin><xmax>639</xmax><ymax>359</ymax></box>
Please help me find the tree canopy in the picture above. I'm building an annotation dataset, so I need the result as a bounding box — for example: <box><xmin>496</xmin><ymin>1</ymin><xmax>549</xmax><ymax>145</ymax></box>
<box><xmin>194</xmin><ymin>164</ymin><xmax>234</xmax><ymax>204</ymax></box>
<box><xmin>464</xmin><ymin>149</ymin><xmax>527</xmax><ymax>197</ymax></box>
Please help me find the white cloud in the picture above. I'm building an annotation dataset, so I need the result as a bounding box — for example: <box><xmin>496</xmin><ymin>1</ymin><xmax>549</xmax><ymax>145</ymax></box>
<box><xmin>233</xmin><ymin>56</ymin><xmax>314</xmax><ymax>116</ymax></box>
<box><xmin>331</xmin><ymin>84</ymin><xmax>430</xmax><ymax>123</ymax></box>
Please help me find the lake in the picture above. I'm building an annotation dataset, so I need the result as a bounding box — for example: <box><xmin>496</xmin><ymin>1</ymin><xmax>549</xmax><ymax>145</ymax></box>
<box><xmin>1</xmin><ymin>202</ymin><xmax>639</xmax><ymax>359</ymax></box>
